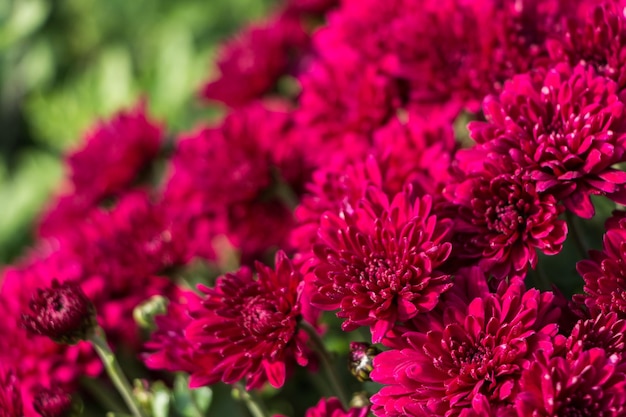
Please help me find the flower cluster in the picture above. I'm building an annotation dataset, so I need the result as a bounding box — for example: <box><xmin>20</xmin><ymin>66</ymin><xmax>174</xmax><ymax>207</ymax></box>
<box><xmin>6</xmin><ymin>0</ymin><xmax>626</xmax><ymax>416</ymax></box>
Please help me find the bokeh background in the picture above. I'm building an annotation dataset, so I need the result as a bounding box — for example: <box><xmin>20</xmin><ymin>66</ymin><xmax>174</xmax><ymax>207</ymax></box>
<box><xmin>0</xmin><ymin>0</ymin><xmax>276</xmax><ymax>264</ymax></box>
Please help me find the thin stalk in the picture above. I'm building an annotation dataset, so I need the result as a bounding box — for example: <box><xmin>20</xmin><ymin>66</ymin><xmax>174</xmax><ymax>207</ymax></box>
<box><xmin>80</xmin><ymin>376</ymin><xmax>127</xmax><ymax>413</ymax></box>
<box><xmin>300</xmin><ymin>320</ymin><xmax>350</xmax><ymax>408</ymax></box>
<box><xmin>566</xmin><ymin>211</ymin><xmax>589</xmax><ymax>259</ymax></box>
<box><xmin>234</xmin><ymin>383</ymin><xmax>270</xmax><ymax>417</ymax></box>
<box><xmin>89</xmin><ymin>328</ymin><xmax>148</xmax><ymax>417</ymax></box>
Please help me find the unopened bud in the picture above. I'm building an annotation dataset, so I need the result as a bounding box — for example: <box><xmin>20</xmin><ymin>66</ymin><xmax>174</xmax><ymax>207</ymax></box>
<box><xmin>348</xmin><ymin>342</ymin><xmax>380</xmax><ymax>382</ymax></box>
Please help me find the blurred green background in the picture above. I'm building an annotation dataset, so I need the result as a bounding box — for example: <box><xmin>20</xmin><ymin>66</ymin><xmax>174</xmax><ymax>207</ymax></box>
<box><xmin>0</xmin><ymin>0</ymin><xmax>277</xmax><ymax>263</ymax></box>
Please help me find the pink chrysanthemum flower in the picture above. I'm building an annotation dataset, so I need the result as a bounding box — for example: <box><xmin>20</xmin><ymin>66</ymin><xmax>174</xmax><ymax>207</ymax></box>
<box><xmin>577</xmin><ymin>224</ymin><xmax>626</xmax><ymax>317</ymax></box>
<box><xmin>162</xmin><ymin>103</ymin><xmax>295</xmax><ymax>260</ymax></box>
<box><xmin>274</xmin><ymin>397</ymin><xmax>370</xmax><ymax>417</ymax></box>
<box><xmin>311</xmin><ymin>186</ymin><xmax>453</xmax><ymax>343</ymax></box>
<box><xmin>448</xmin><ymin>161</ymin><xmax>567</xmax><ymax>280</ymax></box>
<box><xmin>370</xmin><ymin>280</ymin><xmax>560</xmax><ymax>416</ymax></box>
<box><xmin>186</xmin><ymin>251</ymin><xmax>315</xmax><ymax>390</ymax></box>
<box><xmin>467</xmin><ymin>64</ymin><xmax>626</xmax><ymax>218</ymax></box>
<box><xmin>566</xmin><ymin>312</ymin><xmax>626</xmax><ymax>362</ymax></box>
<box><xmin>548</xmin><ymin>1</ymin><xmax>626</xmax><ymax>90</ymax></box>
<box><xmin>199</xmin><ymin>16</ymin><xmax>309</xmax><ymax>107</ymax></box>
<box><xmin>516</xmin><ymin>348</ymin><xmax>626</xmax><ymax>416</ymax></box>
<box><xmin>0</xmin><ymin>368</ymin><xmax>23</xmax><ymax>417</ymax></box>
<box><xmin>39</xmin><ymin>102</ymin><xmax>163</xmax><ymax>237</ymax></box>
<box><xmin>21</xmin><ymin>280</ymin><xmax>96</xmax><ymax>345</ymax></box>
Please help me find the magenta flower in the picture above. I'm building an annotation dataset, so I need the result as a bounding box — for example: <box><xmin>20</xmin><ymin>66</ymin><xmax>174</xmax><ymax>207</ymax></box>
<box><xmin>577</xmin><ymin>225</ymin><xmax>626</xmax><ymax>317</ymax></box>
<box><xmin>22</xmin><ymin>280</ymin><xmax>96</xmax><ymax>345</ymax></box>
<box><xmin>0</xmin><ymin>368</ymin><xmax>23</xmax><ymax>417</ymax></box>
<box><xmin>548</xmin><ymin>2</ymin><xmax>626</xmax><ymax>90</ymax></box>
<box><xmin>39</xmin><ymin>102</ymin><xmax>162</xmax><ymax>238</ymax></box>
<box><xmin>370</xmin><ymin>280</ymin><xmax>560</xmax><ymax>416</ymax></box>
<box><xmin>200</xmin><ymin>16</ymin><xmax>309</xmax><ymax>107</ymax></box>
<box><xmin>566</xmin><ymin>312</ymin><xmax>626</xmax><ymax>362</ymax></box>
<box><xmin>516</xmin><ymin>348</ymin><xmax>626</xmax><ymax>416</ymax></box>
<box><xmin>33</xmin><ymin>386</ymin><xmax>76</xmax><ymax>417</ymax></box>
<box><xmin>449</xmin><ymin>161</ymin><xmax>567</xmax><ymax>280</ymax></box>
<box><xmin>162</xmin><ymin>103</ymin><xmax>296</xmax><ymax>260</ymax></box>
<box><xmin>186</xmin><ymin>251</ymin><xmax>315</xmax><ymax>389</ymax></box>
<box><xmin>311</xmin><ymin>186</ymin><xmax>453</xmax><ymax>343</ymax></box>
<box><xmin>468</xmin><ymin>64</ymin><xmax>626</xmax><ymax>218</ymax></box>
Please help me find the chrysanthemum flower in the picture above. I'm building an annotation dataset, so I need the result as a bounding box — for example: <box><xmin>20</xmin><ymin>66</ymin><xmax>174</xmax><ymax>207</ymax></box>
<box><xmin>566</xmin><ymin>312</ymin><xmax>626</xmax><ymax>361</ymax></box>
<box><xmin>0</xmin><ymin>368</ymin><xmax>23</xmax><ymax>417</ymax></box>
<box><xmin>22</xmin><ymin>280</ymin><xmax>96</xmax><ymax>345</ymax></box>
<box><xmin>516</xmin><ymin>348</ymin><xmax>626</xmax><ymax>416</ymax></box>
<box><xmin>162</xmin><ymin>103</ymin><xmax>296</xmax><ymax>260</ymax></box>
<box><xmin>186</xmin><ymin>251</ymin><xmax>315</xmax><ymax>389</ymax></box>
<box><xmin>199</xmin><ymin>16</ymin><xmax>309</xmax><ymax>107</ymax></box>
<box><xmin>33</xmin><ymin>386</ymin><xmax>78</xmax><ymax>417</ymax></box>
<box><xmin>39</xmin><ymin>102</ymin><xmax>163</xmax><ymax>238</ymax></box>
<box><xmin>311</xmin><ymin>186</ymin><xmax>453</xmax><ymax>343</ymax></box>
<box><xmin>370</xmin><ymin>280</ymin><xmax>560</xmax><ymax>416</ymax></box>
<box><xmin>468</xmin><ymin>64</ymin><xmax>626</xmax><ymax>218</ymax></box>
<box><xmin>577</xmin><ymin>224</ymin><xmax>626</xmax><ymax>317</ymax></box>
<box><xmin>448</xmin><ymin>161</ymin><xmax>567</xmax><ymax>280</ymax></box>
<box><xmin>548</xmin><ymin>1</ymin><xmax>626</xmax><ymax>90</ymax></box>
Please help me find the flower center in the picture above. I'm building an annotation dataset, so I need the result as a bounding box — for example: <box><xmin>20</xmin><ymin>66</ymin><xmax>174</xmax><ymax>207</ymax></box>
<box><xmin>241</xmin><ymin>296</ymin><xmax>282</xmax><ymax>337</ymax></box>
<box><xmin>449</xmin><ymin>340</ymin><xmax>489</xmax><ymax>380</ymax></box>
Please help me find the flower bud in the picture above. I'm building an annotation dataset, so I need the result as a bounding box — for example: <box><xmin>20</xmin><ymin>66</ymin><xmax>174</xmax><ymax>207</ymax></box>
<box><xmin>33</xmin><ymin>386</ymin><xmax>82</xmax><ymax>417</ymax></box>
<box><xmin>22</xmin><ymin>280</ymin><xmax>96</xmax><ymax>344</ymax></box>
<box><xmin>133</xmin><ymin>295</ymin><xmax>168</xmax><ymax>330</ymax></box>
<box><xmin>348</xmin><ymin>342</ymin><xmax>380</xmax><ymax>382</ymax></box>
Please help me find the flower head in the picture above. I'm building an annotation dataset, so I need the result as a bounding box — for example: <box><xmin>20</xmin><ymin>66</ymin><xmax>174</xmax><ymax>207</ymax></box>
<box><xmin>370</xmin><ymin>280</ymin><xmax>560</xmax><ymax>416</ymax></box>
<box><xmin>311</xmin><ymin>186</ymin><xmax>453</xmax><ymax>342</ymax></box>
<box><xmin>516</xmin><ymin>348</ymin><xmax>626</xmax><ymax>416</ymax></box>
<box><xmin>200</xmin><ymin>16</ymin><xmax>309</xmax><ymax>106</ymax></box>
<box><xmin>468</xmin><ymin>64</ymin><xmax>626</xmax><ymax>218</ymax></box>
<box><xmin>33</xmin><ymin>386</ymin><xmax>79</xmax><ymax>417</ymax></box>
<box><xmin>548</xmin><ymin>1</ymin><xmax>626</xmax><ymax>90</ymax></box>
<box><xmin>22</xmin><ymin>280</ymin><xmax>96</xmax><ymax>345</ymax></box>
<box><xmin>0</xmin><ymin>368</ymin><xmax>23</xmax><ymax>417</ymax></box>
<box><xmin>566</xmin><ymin>312</ymin><xmax>626</xmax><ymax>362</ymax></box>
<box><xmin>448</xmin><ymin>161</ymin><xmax>567</xmax><ymax>280</ymax></box>
<box><xmin>186</xmin><ymin>251</ymin><xmax>315</xmax><ymax>389</ymax></box>
<box><xmin>39</xmin><ymin>102</ymin><xmax>162</xmax><ymax>237</ymax></box>
<box><xmin>577</xmin><ymin>225</ymin><xmax>626</xmax><ymax>317</ymax></box>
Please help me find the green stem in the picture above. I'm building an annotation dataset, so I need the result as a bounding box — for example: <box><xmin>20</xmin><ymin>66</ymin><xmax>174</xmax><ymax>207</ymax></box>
<box><xmin>89</xmin><ymin>328</ymin><xmax>148</xmax><ymax>417</ymax></box>
<box><xmin>566</xmin><ymin>211</ymin><xmax>589</xmax><ymax>260</ymax></box>
<box><xmin>80</xmin><ymin>376</ymin><xmax>127</xmax><ymax>413</ymax></box>
<box><xmin>234</xmin><ymin>383</ymin><xmax>270</xmax><ymax>417</ymax></box>
<box><xmin>300</xmin><ymin>320</ymin><xmax>350</xmax><ymax>409</ymax></box>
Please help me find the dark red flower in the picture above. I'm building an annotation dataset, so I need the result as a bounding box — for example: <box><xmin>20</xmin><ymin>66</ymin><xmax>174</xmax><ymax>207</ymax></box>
<box><xmin>186</xmin><ymin>251</ymin><xmax>315</xmax><ymax>390</ymax></box>
<box><xmin>0</xmin><ymin>368</ymin><xmax>23</xmax><ymax>417</ymax></box>
<box><xmin>548</xmin><ymin>1</ymin><xmax>626</xmax><ymax>91</ymax></box>
<box><xmin>39</xmin><ymin>102</ymin><xmax>162</xmax><ymax>238</ymax></box>
<box><xmin>311</xmin><ymin>186</ymin><xmax>453</xmax><ymax>343</ymax></box>
<box><xmin>22</xmin><ymin>280</ymin><xmax>96</xmax><ymax>345</ymax></box>
<box><xmin>33</xmin><ymin>386</ymin><xmax>77</xmax><ymax>417</ymax></box>
<box><xmin>448</xmin><ymin>162</ymin><xmax>567</xmax><ymax>280</ymax></box>
<box><xmin>566</xmin><ymin>312</ymin><xmax>626</xmax><ymax>361</ymax></box>
<box><xmin>516</xmin><ymin>348</ymin><xmax>626</xmax><ymax>416</ymax></box>
<box><xmin>467</xmin><ymin>64</ymin><xmax>626</xmax><ymax>218</ymax></box>
<box><xmin>577</xmin><ymin>226</ymin><xmax>626</xmax><ymax>317</ymax></box>
<box><xmin>370</xmin><ymin>280</ymin><xmax>560</xmax><ymax>416</ymax></box>
<box><xmin>200</xmin><ymin>16</ymin><xmax>309</xmax><ymax>106</ymax></box>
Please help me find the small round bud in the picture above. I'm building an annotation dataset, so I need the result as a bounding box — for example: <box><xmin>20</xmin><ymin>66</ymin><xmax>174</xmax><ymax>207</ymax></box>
<box><xmin>348</xmin><ymin>342</ymin><xmax>380</xmax><ymax>382</ymax></box>
<box><xmin>22</xmin><ymin>280</ymin><xmax>96</xmax><ymax>344</ymax></box>
<box><xmin>33</xmin><ymin>386</ymin><xmax>82</xmax><ymax>417</ymax></box>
